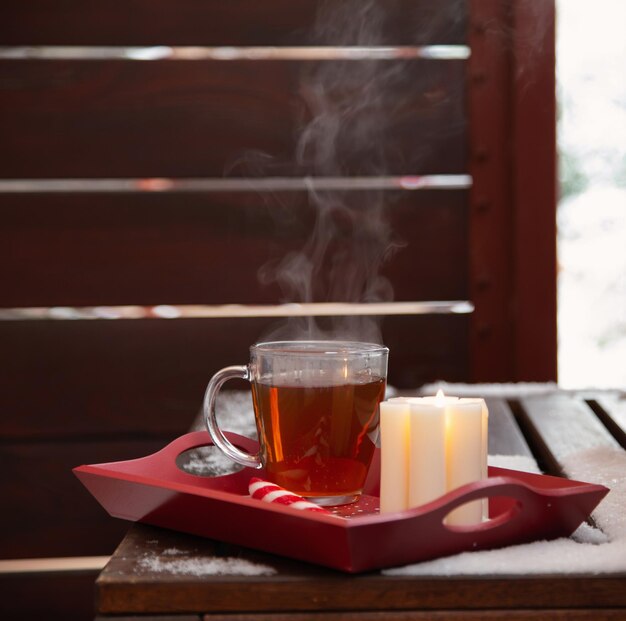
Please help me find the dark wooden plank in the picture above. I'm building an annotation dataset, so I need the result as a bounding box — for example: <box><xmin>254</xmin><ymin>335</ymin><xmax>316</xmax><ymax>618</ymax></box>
<box><xmin>0</xmin><ymin>58</ymin><xmax>466</xmax><ymax>178</ymax></box>
<box><xmin>96</xmin><ymin>525</ymin><xmax>626</xmax><ymax>616</ymax></box>
<box><xmin>466</xmin><ymin>0</ymin><xmax>515</xmax><ymax>382</ymax></box>
<box><xmin>0</xmin><ymin>439</ymin><xmax>166</xmax><ymax>559</ymax></box>
<box><xmin>0</xmin><ymin>190</ymin><xmax>468</xmax><ymax>307</ymax></box>
<box><xmin>199</xmin><ymin>613</ymin><xmax>626</xmax><ymax>621</ymax></box>
<box><xmin>96</xmin><ymin>617</ymin><xmax>199</xmax><ymax>621</ymax></box>
<box><xmin>589</xmin><ymin>395</ymin><xmax>626</xmax><ymax>449</ymax></box>
<box><xmin>511</xmin><ymin>0</ymin><xmax>557</xmax><ymax>381</ymax></box>
<box><xmin>0</xmin><ymin>571</ymin><xmax>99</xmax><ymax>621</ymax></box>
<box><xmin>466</xmin><ymin>0</ymin><xmax>557</xmax><ymax>383</ymax></box>
<box><xmin>197</xmin><ymin>613</ymin><xmax>626</xmax><ymax>621</ymax></box>
<box><xmin>0</xmin><ymin>315</ymin><xmax>468</xmax><ymax>439</ymax></box>
<box><xmin>517</xmin><ymin>394</ymin><xmax>621</xmax><ymax>475</ymax></box>
<box><xmin>485</xmin><ymin>398</ymin><xmax>534</xmax><ymax>458</ymax></box>
<box><xmin>97</xmin><ymin>618</ymin><xmax>199</xmax><ymax>621</ymax></box>
<box><xmin>0</xmin><ymin>0</ymin><xmax>467</xmax><ymax>46</ymax></box>
<box><xmin>0</xmin><ymin>318</ymin><xmax>272</xmax><ymax>440</ymax></box>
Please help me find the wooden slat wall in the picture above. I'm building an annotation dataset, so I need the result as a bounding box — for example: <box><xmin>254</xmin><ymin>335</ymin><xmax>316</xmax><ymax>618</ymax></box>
<box><xmin>0</xmin><ymin>0</ymin><xmax>467</xmax><ymax>46</ymax></box>
<box><xmin>0</xmin><ymin>59</ymin><xmax>466</xmax><ymax>178</ymax></box>
<box><xmin>0</xmin><ymin>0</ymin><xmax>469</xmax><ymax>568</ymax></box>
<box><xmin>0</xmin><ymin>315</ymin><xmax>469</xmax><ymax>441</ymax></box>
<box><xmin>0</xmin><ymin>0</ymin><xmax>557</xmax><ymax>573</ymax></box>
<box><xmin>0</xmin><ymin>190</ymin><xmax>467</xmax><ymax>307</ymax></box>
<box><xmin>0</xmin><ymin>439</ymin><xmax>168</xmax><ymax>558</ymax></box>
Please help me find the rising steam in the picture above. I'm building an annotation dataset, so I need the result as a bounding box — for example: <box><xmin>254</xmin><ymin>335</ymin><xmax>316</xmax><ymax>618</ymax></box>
<box><xmin>257</xmin><ymin>0</ymin><xmax>405</xmax><ymax>343</ymax></box>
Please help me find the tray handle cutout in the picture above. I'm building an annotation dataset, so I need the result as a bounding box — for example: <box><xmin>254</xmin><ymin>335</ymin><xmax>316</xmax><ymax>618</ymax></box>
<box><xmin>422</xmin><ymin>476</ymin><xmax>546</xmax><ymax>538</ymax></box>
<box><xmin>141</xmin><ymin>431</ymin><xmax>262</xmax><ymax>492</ymax></box>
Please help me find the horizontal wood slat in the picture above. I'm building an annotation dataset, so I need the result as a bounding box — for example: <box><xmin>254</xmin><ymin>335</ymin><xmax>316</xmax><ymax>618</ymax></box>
<box><xmin>0</xmin><ymin>572</ymin><xmax>100</xmax><ymax>621</ymax></box>
<box><xmin>0</xmin><ymin>0</ymin><xmax>467</xmax><ymax>46</ymax></box>
<box><xmin>0</xmin><ymin>315</ymin><xmax>469</xmax><ymax>439</ymax></box>
<box><xmin>0</xmin><ymin>190</ymin><xmax>468</xmax><ymax>307</ymax></box>
<box><xmin>0</xmin><ymin>59</ymin><xmax>466</xmax><ymax>178</ymax></box>
<box><xmin>484</xmin><ymin>398</ymin><xmax>534</xmax><ymax>459</ymax></box>
<box><xmin>0</xmin><ymin>439</ymin><xmax>167</xmax><ymax>559</ymax></box>
<box><xmin>517</xmin><ymin>395</ymin><xmax>621</xmax><ymax>476</ymax></box>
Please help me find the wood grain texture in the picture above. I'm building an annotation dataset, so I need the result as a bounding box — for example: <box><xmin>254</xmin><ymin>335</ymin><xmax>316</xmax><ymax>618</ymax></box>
<box><xmin>516</xmin><ymin>394</ymin><xmax>620</xmax><ymax>475</ymax></box>
<box><xmin>485</xmin><ymin>397</ymin><xmax>534</xmax><ymax>459</ymax></box>
<box><xmin>0</xmin><ymin>0</ymin><xmax>467</xmax><ymax>46</ymax></box>
<box><xmin>0</xmin><ymin>58</ymin><xmax>466</xmax><ymax>178</ymax></box>
<box><xmin>0</xmin><ymin>439</ymin><xmax>166</xmax><ymax>559</ymax></box>
<box><xmin>0</xmin><ymin>190</ymin><xmax>468</xmax><ymax>307</ymax></box>
<box><xmin>197</xmin><ymin>613</ymin><xmax>626</xmax><ymax>621</ymax></box>
<box><xmin>96</xmin><ymin>524</ymin><xmax>626</xmax><ymax>615</ymax></box>
<box><xmin>0</xmin><ymin>571</ymin><xmax>99</xmax><ymax>621</ymax></box>
<box><xmin>466</xmin><ymin>0</ymin><xmax>557</xmax><ymax>383</ymax></box>
<box><xmin>511</xmin><ymin>0</ymin><xmax>557</xmax><ymax>381</ymax></box>
<box><xmin>466</xmin><ymin>0</ymin><xmax>515</xmax><ymax>382</ymax></box>
<box><xmin>0</xmin><ymin>314</ymin><xmax>469</xmax><ymax>439</ymax></box>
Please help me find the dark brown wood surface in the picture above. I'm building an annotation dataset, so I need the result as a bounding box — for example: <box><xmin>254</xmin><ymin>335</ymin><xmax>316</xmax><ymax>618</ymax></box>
<box><xmin>0</xmin><ymin>0</ymin><xmax>467</xmax><ymax>46</ymax></box>
<box><xmin>0</xmin><ymin>314</ymin><xmax>469</xmax><ymax>440</ymax></box>
<box><xmin>517</xmin><ymin>394</ymin><xmax>621</xmax><ymax>475</ymax></box>
<box><xmin>0</xmin><ymin>58</ymin><xmax>466</xmax><ymax>179</ymax></box>
<box><xmin>190</xmin><ymin>613</ymin><xmax>626</xmax><ymax>621</ymax></box>
<box><xmin>467</xmin><ymin>0</ymin><xmax>515</xmax><ymax>382</ymax></box>
<box><xmin>93</xmin><ymin>390</ymin><xmax>625</xmax><ymax>618</ymax></box>
<box><xmin>511</xmin><ymin>0</ymin><xmax>558</xmax><ymax>381</ymax></box>
<box><xmin>466</xmin><ymin>0</ymin><xmax>557</xmax><ymax>382</ymax></box>
<box><xmin>483</xmin><ymin>397</ymin><xmax>534</xmax><ymax>458</ymax></box>
<box><xmin>191</xmin><ymin>613</ymin><xmax>626</xmax><ymax>621</ymax></box>
<box><xmin>0</xmin><ymin>439</ymin><xmax>167</xmax><ymax>558</ymax></box>
<box><xmin>98</xmin><ymin>523</ymin><xmax>626</xmax><ymax>615</ymax></box>
<box><xmin>0</xmin><ymin>190</ymin><xmax>468</xmax><ymax>307</ymax></box>
<box><xmin>0</xmin><ymin>571</ymin><xmax>100</xmax><ymax>621</ymax></box>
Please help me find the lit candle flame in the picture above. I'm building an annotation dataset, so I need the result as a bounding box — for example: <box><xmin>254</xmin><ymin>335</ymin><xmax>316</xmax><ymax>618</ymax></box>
<box><xmin>435</xmin><ymin>389</ymin><xmax>445</xmax><ymax>407</ymax></box>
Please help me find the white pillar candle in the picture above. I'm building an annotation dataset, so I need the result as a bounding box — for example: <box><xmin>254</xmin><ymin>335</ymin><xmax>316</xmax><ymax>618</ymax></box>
<box><xmin>445</xmin><ymin>398</ymin><xmax>486</xmax><ymax>526</ymax></box>
<box><xmin>379</xmin><ymin>401</ymin><xmax>410</xmax><ymax>513</ymax></box>
<box><xmin>389</xmin><ymin>393</ymin><xmax>454</xmax><ymax>509</ymax></box>
<box><xmin>407</xmin><ymin>401</ymin><xmax>447</xmax><ymax>508</ymax></box>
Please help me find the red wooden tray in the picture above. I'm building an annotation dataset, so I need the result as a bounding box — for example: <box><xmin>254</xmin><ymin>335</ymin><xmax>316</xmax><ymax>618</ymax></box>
<box><xmin>74</xmin><ymin>431</ymin><xmax>608</xmax><ymax>573</ymax></box>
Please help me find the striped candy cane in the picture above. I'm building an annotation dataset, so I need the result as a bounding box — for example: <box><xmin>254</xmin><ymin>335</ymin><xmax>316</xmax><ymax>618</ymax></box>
<box><xmin>248</xmin><ymin>478</ymin><xmax>331</xmax><ymax>514</ymax></box>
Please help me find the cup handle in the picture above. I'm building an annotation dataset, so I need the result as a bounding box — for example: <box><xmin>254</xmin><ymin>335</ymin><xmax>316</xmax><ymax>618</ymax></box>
<box><xmin>203</xmin><ymin>365</ymin><xmax>262</xmax><ymax>469</ymax></box>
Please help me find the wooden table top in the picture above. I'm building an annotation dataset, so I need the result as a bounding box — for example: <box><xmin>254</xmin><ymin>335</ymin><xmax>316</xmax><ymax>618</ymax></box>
<box><xmin>95</xmin><ymin>388</ymin><xmax>626</xmax><ymax>620</ymax></box>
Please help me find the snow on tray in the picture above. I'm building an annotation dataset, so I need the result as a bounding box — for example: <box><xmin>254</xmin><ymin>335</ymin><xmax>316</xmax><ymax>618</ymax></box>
<box><xmin>182</xmin><ymin>391</ymin><xmax>258</xmax><ymax>476</ymax></box>
<box><xmin>385</xmin><ymin>446</ymin><xmax>626</xmax><ymax>576</ymax></box>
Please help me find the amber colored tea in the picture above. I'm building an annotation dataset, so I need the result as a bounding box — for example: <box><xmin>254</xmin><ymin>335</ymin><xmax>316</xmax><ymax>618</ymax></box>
<box><xmin>251</xmin><ymin>378</ymin><xmax>386</xmax><ymax>499</ymax></box>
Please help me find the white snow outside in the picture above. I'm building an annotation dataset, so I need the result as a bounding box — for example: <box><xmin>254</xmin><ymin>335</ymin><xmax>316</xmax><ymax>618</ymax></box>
<box><xmin>557</xmin><ymin>0</ymin><xmax>626</xmax><ymax>388</ymax></box>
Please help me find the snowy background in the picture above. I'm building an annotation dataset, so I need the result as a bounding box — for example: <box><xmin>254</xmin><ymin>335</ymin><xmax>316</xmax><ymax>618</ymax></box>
<box><xmin>556</xmin><ymin>0</ymin><xmax>626</xmax><ymax>388</ymax></box>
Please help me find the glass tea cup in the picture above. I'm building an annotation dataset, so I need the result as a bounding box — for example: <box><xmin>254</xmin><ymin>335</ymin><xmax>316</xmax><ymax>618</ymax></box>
<box><xmin>203</xmin><ymin>340</ymin><xmax>388</xmax><ymax>505</ymax></box>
